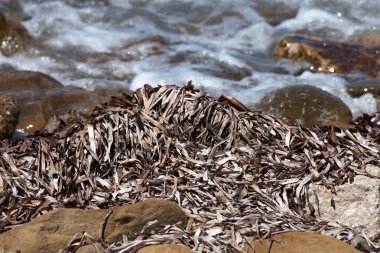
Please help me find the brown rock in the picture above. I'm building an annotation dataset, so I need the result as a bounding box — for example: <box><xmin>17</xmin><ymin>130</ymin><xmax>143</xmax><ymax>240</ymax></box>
<box><xmin>194</xmin><ymin>63</ymin><xmax>252</xmax><ymax>81</ymax></box>
<box><xmin>348</xmin><ymin>32</ymin><xmax>380</xmax><ymax>46</ymax></box>
<box><xmin>0</xmin><ymin>12</ymin><xmax>30</xmax><ymax>56</ymax></box>
<box><xmin>17</xmin><ymin>99</ymin><xmax>53</xmax><ymax>134</ymax></box>
<box><xmin>346</xmin><ymin>81</ymin><xmax>380</xmax><ymax>111</ymax></box>
<box><xmin>105</xmin><ymin>199</ymin><xmax>187</xmax><ymax>243</ymax></box>
<box><xmin>76</xmin><ymin>243</ymin><xmax>107</xmax><ymax>253</ymax></box>
<box><xmin>0</xmin><ymin>199</ymin><xmax>187</xmax><ymax>253</ymax></box>
<box><xmin>76</xmin><ymin>243</ymin><xmax>194</xmax><ymax>253</ymax></box>
<box><xmin>256</xmin><ymin>85</ymin><xmax>352</xmax><ymax>128</ymax></box>
<box><xmin>169</xmin><ymin>51</ymin><xmax>252</xmax><ymax>81</ymax></box>
<box><xmin>0</xmin><ymin>70</ymin><xmax>63</xmax><ymax>134</ymax></box>
<box><xmin>274</xmin><ymin>35</ymin><xmax>380</xmax><ymax>77</ymax></box>
<box><xmin>137</xmin><ymin>244</ymin><xmax>194</xmax><ymax>253</ymax></box>
<box><xmin>0</xmin><ymin>70</ymin><xmax>128</xmax><ymax>135</ymax></box>
<box><xmin>242</xmin><ymin>232</ymin><xmax>361</xmax><ymax>253</ymax></box>
<box><xmin>252</xmin><ymin>2</ymin><xmax>297</xmax><ymax>26</ymax></box>
<box><xmin>0</xmin><ymin>70</ymin><xmax>62</xmax><ymax>92</ymax></box>
<box><xmin>0</xmin><ymin>95</ymin><xmax>19</xmax><ymax>139</ymax></box>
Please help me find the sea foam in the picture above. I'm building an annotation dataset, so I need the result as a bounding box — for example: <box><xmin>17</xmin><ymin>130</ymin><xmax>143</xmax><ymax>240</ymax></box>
<box><xmin>0</xmin><ymin>0</ymin><xmax>377</xmax><ymax>117</ymax></box>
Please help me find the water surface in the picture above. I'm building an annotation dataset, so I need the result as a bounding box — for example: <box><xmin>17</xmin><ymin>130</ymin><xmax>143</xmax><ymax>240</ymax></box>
<box><xmin>0</xmin><ymin>0</ymin><xmax>379</xmax><ymax>117</ymax></box>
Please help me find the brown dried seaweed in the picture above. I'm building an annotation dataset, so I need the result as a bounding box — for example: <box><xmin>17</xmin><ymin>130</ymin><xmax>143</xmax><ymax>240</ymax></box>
<box><xmin>1</xmin><ymin>83</ymin><xmax>380</xmax><ymax>252</ymax></box>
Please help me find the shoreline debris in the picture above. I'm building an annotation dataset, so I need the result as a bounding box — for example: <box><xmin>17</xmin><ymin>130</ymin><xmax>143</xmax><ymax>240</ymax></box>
<box><xmin>1</xmin><ymin>83</ymin><xmax>379</xmax><ymax>252</ymax></box>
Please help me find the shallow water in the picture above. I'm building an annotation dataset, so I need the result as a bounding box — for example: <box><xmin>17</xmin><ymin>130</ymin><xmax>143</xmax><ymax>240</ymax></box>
<box><xmin>0</xmin><ymin>0</ymin><xmax>379</xmax><ymax>117</ymax></box>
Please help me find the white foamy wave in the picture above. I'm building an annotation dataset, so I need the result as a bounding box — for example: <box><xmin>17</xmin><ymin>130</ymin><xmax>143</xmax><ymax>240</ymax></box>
<box><xmin>131</xmin><ymin>68</ymin><xmax>224</xmax><ymax>91</ymax></box>
<box><xmin>232</xmin><ymin>22</ymin><xmax>274</xmax><ymax>52</ymax></box>
<box><xmin>23</xmin><ymin>1</ymin><xmax>133</xmax><ymax>51</ymax></box>
<box><xmin>278</xmin><ymin>8</ymin><xmax>352</xmax><ymax>36</ymax></box>
<box><xmin>0</xmin><ymin>0</ymin><xmax>376</xmax><ymax>118</ymax></box>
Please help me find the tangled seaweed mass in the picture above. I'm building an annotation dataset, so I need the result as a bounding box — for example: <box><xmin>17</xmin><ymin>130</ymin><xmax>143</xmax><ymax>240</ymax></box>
<box><xmin>1</xmin><ymin>84</ymin><xmax>380</xmax><ymax>252</ymax></box>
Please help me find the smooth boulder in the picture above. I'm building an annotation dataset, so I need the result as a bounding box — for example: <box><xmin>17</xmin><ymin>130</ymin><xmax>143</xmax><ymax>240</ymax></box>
<box><xmin>0</xmin><ymin>199</ymin><xmax>187</xmax><ymax>253</ymax></box>
<box><xmin>256</xmin><ymin>85</ymin><xmax>352</xmax><ymax>128</ymax></box>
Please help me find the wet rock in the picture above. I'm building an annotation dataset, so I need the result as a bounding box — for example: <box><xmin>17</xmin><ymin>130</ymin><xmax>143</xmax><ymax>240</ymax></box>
<box><xmin>40</xmin><ymin>86</ymin><xmax>129</xmax><ymax>134</ymax></box>
<box><xmin>170</xmin><ymin>51</ymin><xmax>252</xmax><ymax>81</ymax></box>
<box><xmin>252</xmin><ymin>2</ymin><xmax>297</xmax><ymax>26</ymax></box>
<box><xmin>0</xmin><ymin>70</ymin><xmax>63</xmax><ymax>134</ymax></box>
<box><xmin>0</xmin><ymin>70</ymin><xmax>62</xmax><ymax>92</ymax></box>
<box><xmin>204</xmin><ymin>10</ymin><xmax>243</xmax><ymax>26</ymax></box>
<box><xmin>274</xmin><ymin>35</ymin><xmax>380</xmax><ymax>77</ymax></box>
<box><xmin>91</xmin><ymin>36</ymin><xmax>169</xmax><ymax>65</ymax></box>
<box><xmin>194</xmin><ymin>63</ymin><xmax>252</xmax><ymax>81</ymax></box>
<box><xmin>242</xmin><ymin>231</ymin><xmax>361</xmax><ymax>253</ymax></box>
<box><xmin>0</xmin><ymin>199</ymin><xmax>187</xmax><ymax>253</ymax></box>
<box><xmin>0</xmin><ymin>70</ymin><xmax>128</xmax><ymax>135</ymax></box>
<box><xmin>348</xmin><ymin>32</ymin><xmax>380</xmax><ymax>46</ymax></box>
<box><xmin>0</xmin><ymin>95</ymin><xmax>19</xmax><ymax>139</ymax></box>
<box><xmin>309</xmin><ymin>174</ymin><xmax>380</xmax><ymax>241</ymax></box>
<box><xmin>22</xmin><ymin>86</ymin><xmax>113</xmax><ymax>133</ymax></box>
<box><xmin>256</xmin><ymin>85</ymin><xmax>352</xmax><ymax>128</ymax></box>
<box><xmin>0</xmin><ymin>12</ymin><xmax>30</xmax><ymax>56</ymax></box>
<box><xmin>137</xmin><ymin>244</ymin><xmax>194</xmax><ymax>253</ymax></box>
<box><xmin>346</xmin><ymin>80</ymin><xmax>380</xmax><ymax>111</ymax></box>
<box><xmin>121</xmin><ymin>36</ymin><xmax>168</xmax><ymax>59</ymax></box>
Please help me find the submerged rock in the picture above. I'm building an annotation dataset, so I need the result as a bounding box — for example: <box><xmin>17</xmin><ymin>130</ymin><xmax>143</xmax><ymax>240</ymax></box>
<box><xmin>256</xmin><ymin>85</ymin><xmax>352</xmax><ymax>128</ymax></box>
<box><xmin>0</xmin><ymin>12</ymin><xmax>30</xmax><ymax>56</ymax></box>
<box><xmin>274</xmin><ymin>35</ymin><xmax>380</xmax><ymax>77</ymax></box>
<box><xmin>0</xmin><ymin>95</ymin><xmax>19</xmax><ymax>139</ymax></box>
<box><xmin>243</xmin><ymin>232</ymin><xmax>361</xmax><ymax>253</ymax></box>
<box><xmin>0</xmin><ymin>199</ymin><xmax>187</xmax><ymax>253</ymax></box>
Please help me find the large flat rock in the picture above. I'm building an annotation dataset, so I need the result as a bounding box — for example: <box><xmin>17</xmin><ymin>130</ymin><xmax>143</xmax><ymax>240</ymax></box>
<box><xmin>243</xmin><ymin>231</ymin><xmax>361</xmax><ymax>253</ymax></box>
<box><xmin>137</xmin><ymin>244</ymin><xmax>194</xmax><ymax>253</ymax></box>
<box><xmin>0</xmin><ymin>199</ymin><xmax>187</xmax><ymax>253</ymax></box>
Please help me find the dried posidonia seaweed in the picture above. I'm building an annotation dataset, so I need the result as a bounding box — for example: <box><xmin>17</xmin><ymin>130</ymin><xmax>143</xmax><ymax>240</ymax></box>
<box><xmin>1</xmin><ymin>83</ymin><xmax>380</xmax><ymax>252</ymax></box>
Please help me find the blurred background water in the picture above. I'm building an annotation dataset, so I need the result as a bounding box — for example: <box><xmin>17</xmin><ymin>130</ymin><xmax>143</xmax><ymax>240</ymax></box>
<box><xmin>0</xmin><ymin>0</ymin><xmax>379</xmax><ymax>122</ymax></box>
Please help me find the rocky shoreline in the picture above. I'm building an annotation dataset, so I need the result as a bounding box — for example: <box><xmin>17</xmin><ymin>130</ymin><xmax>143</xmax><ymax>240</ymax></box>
<box><xmin>0</xmin><ymin>84</ymin><xmax>380</xmax><ymax>252</ymax></box>
<box><xmin>1</xmin><ymin>7</ymin><xmax>380</xmax><ymax>253</ymax></box>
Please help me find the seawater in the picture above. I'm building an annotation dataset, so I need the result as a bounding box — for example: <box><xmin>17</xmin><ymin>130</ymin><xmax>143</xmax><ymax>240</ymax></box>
<box><xmin>0</xmin><ymin>0</ymin><xmax>379</xmax><ymax>117</ymax></box>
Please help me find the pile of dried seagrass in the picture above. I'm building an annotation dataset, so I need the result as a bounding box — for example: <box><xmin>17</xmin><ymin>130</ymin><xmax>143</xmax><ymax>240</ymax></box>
<box><xmin>1</xmin><ymin>83</ymin><xmax>380</xmax><ymax>252</ymax></box>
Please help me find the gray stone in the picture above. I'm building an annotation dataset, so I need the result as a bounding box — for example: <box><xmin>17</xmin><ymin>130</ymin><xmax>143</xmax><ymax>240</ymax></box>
<box><xmin>366</xmin><ymin>164</ymin><xmax>380</xmax><ymax>177</ymax></box>
<box><xmin>310</xmin><ymin>175</ymin><xmax>380</xmax><ymax>239</ymax></box>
